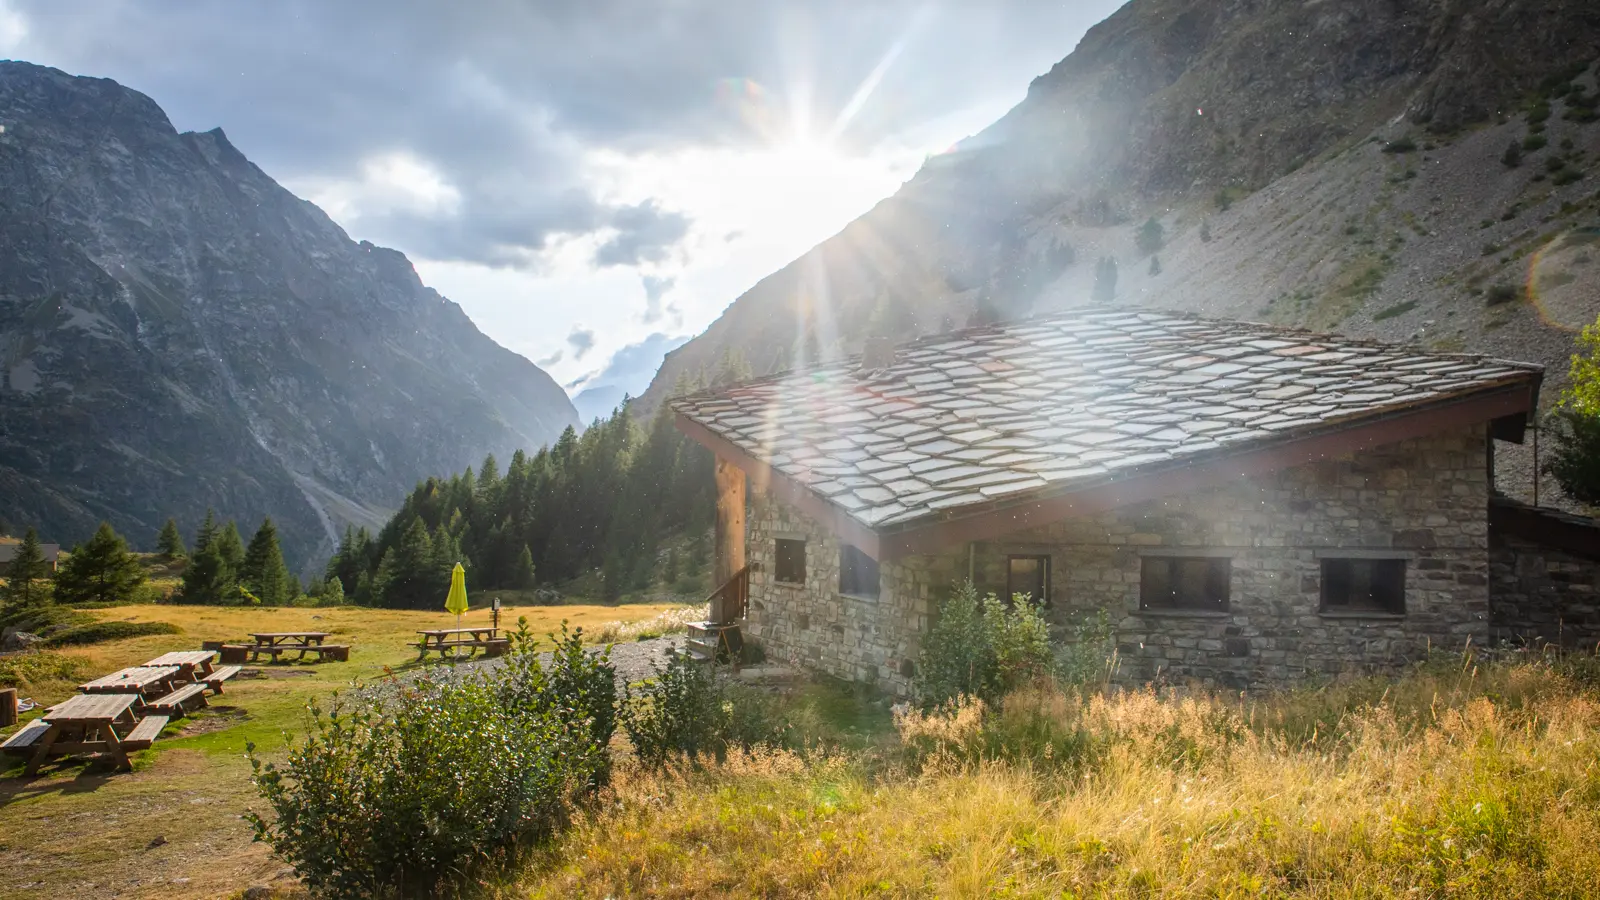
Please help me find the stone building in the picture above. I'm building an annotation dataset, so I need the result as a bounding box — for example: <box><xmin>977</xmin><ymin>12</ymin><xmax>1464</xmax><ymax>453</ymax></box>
<box><xmin>674</xmin><ymin>310</ymin><xmax>1553</xmax><ymax>694</ymax></box>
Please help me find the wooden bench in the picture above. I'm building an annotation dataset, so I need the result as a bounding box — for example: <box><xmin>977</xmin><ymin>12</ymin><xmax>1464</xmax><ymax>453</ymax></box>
<box><xmin>1</xmin><ymin>721</ymin><xmax>51</xmax><ymax>755</ymax></box>
<box><xmin>121</xmin><ymin>715</ymin><xmax>170</xmax><ymax>751</ymax></box>
<box><xmin>203</xmin><ymin>665</ymin><xmax>242</xmax><ymax>694</ymax></box>
<box><xmin>222</xmin><ymin>643</ymin><xmax>348</xmax><ymax>664</ymax></box>
<box><xmin>146</xmin><ymin>683</ymin><xmax>209</xmax><ymax>718</ymax></box>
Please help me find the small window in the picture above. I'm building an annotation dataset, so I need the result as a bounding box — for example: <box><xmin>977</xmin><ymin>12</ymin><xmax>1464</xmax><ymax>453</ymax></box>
<box><xmin>839</xmin><ymin>543</ymin><xmax>880</xmax><ymax>598</ymax></box>
<box><xmin>1321</xmin><ymin>558</ymin><xmax>1406</xmax><ymax>614</ymax></box>
<box><xmin>1140</xmin><ymin>556</ymin><xmax>1230</xmax><ymax>611</ymax></box>
<box><xmin>1006</xmin><ymin>555</ymin><xmax>1049</xmax><ymax>605</ymax></box>
<box><xmin>774</xmin><ymin>539</ymin><xmax>806</xmax><ymax>585</ymax></box>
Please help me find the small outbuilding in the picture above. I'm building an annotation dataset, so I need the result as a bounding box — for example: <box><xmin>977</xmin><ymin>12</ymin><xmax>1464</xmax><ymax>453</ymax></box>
<box><xmin>0</xmin><ymin>539</ymin><xmax>61</xmax><ymax>572</ymax></box>
<box><xmin>674</xmin><ymin>309</ymin><xmax>1550</xmax><ymax>692</ymax></box>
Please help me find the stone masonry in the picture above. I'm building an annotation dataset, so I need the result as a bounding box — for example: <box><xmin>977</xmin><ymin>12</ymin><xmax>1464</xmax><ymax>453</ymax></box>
<box><xmin>745</xmin><ymin>423</ymin><xmax>1492</xmax><ymax>694</ymax></box>
<box><xmin>1490</xmin><ymin>533</ymin><xmax>1600</xmax><ymax>649</ymax></box>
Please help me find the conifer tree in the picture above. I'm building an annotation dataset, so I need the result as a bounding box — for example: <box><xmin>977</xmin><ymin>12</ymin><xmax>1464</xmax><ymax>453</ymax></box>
<box><xmin>193</xmin><ymin>509</ymin><xmax>219</xmax><ymax>556</ymax></box>
<box><xmin>2</xmin><ymin>527</ymin><xmax>53</xmax><ymax>608</ymax></box>
<box><xmin>216</xmin><ymin>521</ymin><xmax>246</xmax><ymax>573</ymax></box>
<box><xmin>53</xmin><ymin>522</ymin><xmax>145</xmax><ymax>605</ymax></box>
<box><xmin>179</xmin><ymin>539</ymin><xmax>233</xmax><ymax>604</ymax></box>
<box><xmin>513</xmin><ymin>545</ymin><xmax>536</xmax><ymax>589</ymax></box>
<box><xmin>241</xmin><ymin>518</ymin><xmax>292</xmax><ymax>606</ymax></box>
<box><xmin>321</xmin><ymin>573</ymin><xmax>345</xmax><ymax>606</ymax></box>
<box><xmin>157</xmin><ymin>518</ymin><xmax>187</xmax><ymax>560</ymax></box>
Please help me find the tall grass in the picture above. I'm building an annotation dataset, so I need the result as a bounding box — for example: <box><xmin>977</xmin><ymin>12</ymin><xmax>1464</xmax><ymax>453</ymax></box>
<box><xmin>520</xmin><ymin>658</ymin><xmax>1600</xmax><ymax>898</ymax></box>
<box><xmin>591</xmin><ymin>605</ymin><xmax>705</xmax><ymax>644</ymax></box>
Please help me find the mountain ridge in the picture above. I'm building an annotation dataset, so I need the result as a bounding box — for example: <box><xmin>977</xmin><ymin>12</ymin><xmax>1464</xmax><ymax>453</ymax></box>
<box><xmin>0</xmin><ymin>60</ymin><xmax>579</xmax><ymax>567</ymax></box>
<box><xmin>638</xmin><ymin>0</ymin><xmax>1600</xmax><ymax>466</ymax></box>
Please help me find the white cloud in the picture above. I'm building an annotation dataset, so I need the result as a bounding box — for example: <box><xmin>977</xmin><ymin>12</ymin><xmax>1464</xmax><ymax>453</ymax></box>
<box><xmin>0</xmin><ymin>0</ymin><xmax>28</xmax><ymax>53</ymax></box>
<box><xmin>290</xmin><ymin>151</ymin><xmax>462</xmax><ymax>223</ymax></box>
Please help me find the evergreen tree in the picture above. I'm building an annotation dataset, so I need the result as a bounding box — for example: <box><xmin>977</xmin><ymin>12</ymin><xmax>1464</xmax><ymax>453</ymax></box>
<box><xmin>513</xmin><ymin>545</ymin><xmax>536</xmax><ymax>590</ymax></box>
<box><xmin>193</xmin><ymin>509</ymin><xmax>219</xmax><ymax>556</ymax></box>
<box><xmin>2</xmin><ymin>527</ymin><xmax>53</xmax><ymax>608</ymax></box>
<box><xmin>376</xmin><ymin>517</ymin><xmax>443</xmax><ymax>609</ymax></box>
<box><xmin>1136</xmin><ymin>217</ymin><xmax>1165</xmax><ymax>254</ymax></box>
<box><xmin>157</xmin><ymin>518</ymin><xmax>187</xmax><ymax>560</ymax></box>
<box><xmin>53</xmin><ymin>522</ymin><xmax>145</xmax><ymax>605</ymax></box>
<box><xmin>240</xmin><ymin>518</ymin><xmax>292</xmax><ymax>606</ymax></box>
<box><xmin>215</xmin><ymin>521</ymin><xmax>246</xmax><ymax>573</ymax></box>
<box><xmin>1502</xmin><ymin>140</ymin><xmax>1523</xmax><ymax>168</ymax></box>
<box><xmin>1149</xmin><ymin>255</ymin><xmax>1162</xmax><ymax>276</ymax></box>
<box><xmin>179</xmin><ymin>539</ymin><xmax>233</xmax><ymax>604</ymax></box>
<box><xmin>1092</xmin><ymin>256</ymin><xmax>1119</xmax><ymax>304</ymax></box>
<box><xmin>1199</xmin><ymin>219</ymin><xmax>1213</xmax><ymax>243</ymax></box>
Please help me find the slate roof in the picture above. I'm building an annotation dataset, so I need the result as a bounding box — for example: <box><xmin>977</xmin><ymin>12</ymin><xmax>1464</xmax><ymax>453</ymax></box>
<box><xmin>673</xmin><ymin>310</ymin><xmax>1541</xmax><ymax>532</ymax></box>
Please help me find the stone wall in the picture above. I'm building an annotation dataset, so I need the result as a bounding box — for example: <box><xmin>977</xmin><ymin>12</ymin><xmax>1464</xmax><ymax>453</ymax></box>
<box><xmin>745</xmin><ymin>424</ymin><xmax>1491</xmax><ymax>693</ymax></box>
<box><xmin>1490</xmin><ymin>532</ymin><xmax>1600</xmax><ymax>649</ymax></box>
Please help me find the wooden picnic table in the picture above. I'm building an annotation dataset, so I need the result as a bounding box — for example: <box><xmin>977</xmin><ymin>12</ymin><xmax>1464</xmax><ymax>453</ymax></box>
<box><xmin>22</xmin><ymin>693</ymin><xmax>144</xmax><ymax>774</ymax></box>
<box><xmin>415</xmin><ymin>626</ymin><xmax>506</xmax><ymax>659</ymax></box>
<box><xmin>145</xmin><ymin>650</ymin><xmax>217</xmax><ymax>677</ymax></box>
<box><xmin>229</xmin><ymin>632</ymin><xmax>348</xmax><ymax>664</ymax></box>
<box><xmin>80</xmin><ymin>666</ymin><xmax>185</xmax><ymax>698</ymax></box>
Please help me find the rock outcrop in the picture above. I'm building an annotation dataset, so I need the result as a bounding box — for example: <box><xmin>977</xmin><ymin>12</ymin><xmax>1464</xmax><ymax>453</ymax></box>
<box><xmin>0</xmin><ymin>62</ymin><xmax>579</xmax><ymax>567</ymax></box>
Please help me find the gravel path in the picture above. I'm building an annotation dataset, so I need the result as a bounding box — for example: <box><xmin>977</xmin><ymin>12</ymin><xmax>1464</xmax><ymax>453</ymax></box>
<box><xmin>358</xmin><ymin>636</ymin><xmax>685</xmax><ymax>704</ymax></box>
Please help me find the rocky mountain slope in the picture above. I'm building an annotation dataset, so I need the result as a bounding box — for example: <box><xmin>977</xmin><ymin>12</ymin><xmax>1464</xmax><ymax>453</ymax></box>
<box><xmin>640</xmin><ymin>0</ymin><xmax>1600</xmax><ymax>502</ymax></box>
<box><xmin>0</xmin><ymin>62</ymin><xmax>578</xmax><ymax>567</ymax></box>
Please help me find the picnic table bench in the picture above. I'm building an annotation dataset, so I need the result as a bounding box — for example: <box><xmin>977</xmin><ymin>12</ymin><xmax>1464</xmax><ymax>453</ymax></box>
<box><xmin>220</xmin><ymin>632</ymin><xmax>349</xmax><ymax>664</ymax></box>
<box><xmin>80</xmin><ymin>666</ymin><xmax>185</xmax><ymax>700</ymax></box>
<box><xmin>2</xmin><ymin>693</ymin><xmax>162</xmax><ymax>774</ymax></box>
<box><xmin>414</xmin><ymin>627</ymin><xmax>509</xmax><ymax>659</ymax></box>
<box><xmin>144</xmin><ymin>650</ymin><xmax>240</xmax><ymax>694</ymax></box>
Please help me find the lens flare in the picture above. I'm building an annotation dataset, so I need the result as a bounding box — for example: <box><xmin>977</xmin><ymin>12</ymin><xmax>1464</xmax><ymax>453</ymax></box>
<box><xmin>1524</xmin><ymin>227</ymin><xmax>1600</xmax><ymax>331</ymax></box>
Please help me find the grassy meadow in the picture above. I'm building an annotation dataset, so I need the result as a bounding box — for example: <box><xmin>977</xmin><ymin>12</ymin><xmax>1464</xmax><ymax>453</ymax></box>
<box><xmin>0</xmin><ymin>600</ymin><xmax>686</xmax><ymax>899</ymax></box>
<box><xmin>512</xmin><ymin>657</ymin><xmax>1600</xmax><ymax>899</ymax></box>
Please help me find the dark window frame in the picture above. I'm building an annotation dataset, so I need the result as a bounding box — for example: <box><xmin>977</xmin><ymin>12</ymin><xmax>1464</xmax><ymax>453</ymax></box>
<box><xmin>838</xmin><ymin>543</ymin><xmax>880</xmax><ymax>599</ymax></box>
<box><xmin>774</xmin><ymin>538</ymin><xmax>806</xmax><ymax>585</ymax></box>
<box><xmin>1005</xmin><ymin>554</ymin><xmax>1051</xmax><ymax>606</ymax></box>
<box><xmin>1319</xmin><ymin>557</ymin><xmax>1407</xmax><ymax>615</ymax></box>
<box><xmin>1139</xmin><ymin>555</ymin><xmax>1231</xmax><ymax>612</ymax></box>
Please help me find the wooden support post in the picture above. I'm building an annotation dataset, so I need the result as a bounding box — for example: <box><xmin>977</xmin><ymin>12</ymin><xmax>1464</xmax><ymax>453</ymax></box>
<box><xmin>0</xmin><ymin>688</ymin><xmax>16</xmax><ymax>727</ymax></box>
<box><xmin>712</xmin><ymin>455</ymin><xmax>746</xmax><ymax>624</ymax></box>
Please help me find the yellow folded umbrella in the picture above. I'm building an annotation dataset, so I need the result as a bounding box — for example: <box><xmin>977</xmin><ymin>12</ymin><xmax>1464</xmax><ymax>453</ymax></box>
<box><xmin>445</xmin><ymin>563</ymin><xmax>469</xmax><ymax>628</ymax></box>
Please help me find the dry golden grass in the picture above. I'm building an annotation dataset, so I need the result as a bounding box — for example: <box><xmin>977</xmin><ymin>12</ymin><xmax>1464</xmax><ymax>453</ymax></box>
<box><xmin>0</xmin><ymin>600</ymin><xmax>678</xmax><ymax>899</ymax></box>
<box><xmin>521</xmin><ymin>660</ymin><xmax>1600</xmax><ymax>899</ymax></box>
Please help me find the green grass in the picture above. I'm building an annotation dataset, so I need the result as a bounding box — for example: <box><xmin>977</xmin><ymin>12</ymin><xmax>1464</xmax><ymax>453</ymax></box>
<box><xmin>0</xmin><ymin>601</ymin><xmax>682</xmax><ymax>898</ymax></box>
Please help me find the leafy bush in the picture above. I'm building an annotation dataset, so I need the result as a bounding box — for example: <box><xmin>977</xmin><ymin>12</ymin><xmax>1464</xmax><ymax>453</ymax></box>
<box><xmin>621</xmin><ymin>651</ymin><xmax>730</xmax><ymax>766</ymax></box>
<box><xmin>0</xmin><ymin>651</ymin><xmax>86</xmax><ymax>690</ymax></box>
<box><xmin>247</xmin><ymin>645</ymin><xmax>611</xmax><ymax>899</ymax></box>
<box><xmin>1553</xmin><ymin>167</ymin><xmax>1585</xmax><ymax>186</ymax></box>
<box><xmin>39</xmin><ymin>619</ymin><xmax>180</xmax><ymax>647</ymax></box>
<box><xmin>1485</xmin><ymin>283</ymin><xmax>1521</xmax><ymax>306</ymax></box>
<box><xmin>1381</xmin><ymin>135</ymin><xmax>1417</xmax><ymax>154</ymax></box>
<box><xmin>1523</xmin><ymin>133</ymin><xmax>1548</xmax><ymax>152</ymax></box>
<box><xmin>1548</xmin><ymin>316</ymin><xmax>1600</xmax><ymax>506</ymax></box>
<box><xmin>916</xmin><ymin>582</ymin><xmax>1053</xmax><ymax>707</ymax></box>
<box><xmin>496</xmin><ymin>622</ymin><xmax>617</xmax><ymax>787</ymax></box>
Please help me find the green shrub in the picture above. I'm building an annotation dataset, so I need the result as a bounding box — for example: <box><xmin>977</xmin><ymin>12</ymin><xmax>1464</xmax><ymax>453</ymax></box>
<box><xmin>1527</xmin><ymin>101</ymin><xmax>1551</xmax><ymax>124</ymax></box>
<box><xmin>1553</xmin><ymin>168</ymin><xmax>1585</xmax><ymax>186</ymax></box>
<box><xmin>39</xmin><ymin>620</ymin><xmax>179</xmax><ymax>647</ymax></box>
<box><xmin>1523</xmin><ymin>133</ymin><xmax>1549</xmax><ymax>152</ymax></box>
<box><xmin>496</xmin><ymin>622</ymin><xmax>617</xmax><ymax>787</ymax></box>
<box><xmin>0</xmin><ymin>651</ymin><xmax>86</xmax><ymax>690</ymax></box>
<box><xmin>916</xmin><ymin>582</ymin><xmax>1053</xmax><ymax>708</ymax></box>
<box><xmin>1381</xmin><ymin>136</ymin><xmax>1417</xmax><ymax>154</ymax></box>
<box><xmin>621</xmin><ymin>651</ymin><xmax>729</xmax><ymax>766</ymax></box>
<box><xmin>247</xmin><ymin>658</ymin><xmax>610</xmax><ymax>899</ymax></box>
<box><xmin>1053</xmin><ymin>608</ymin><xmax>1117</xmax><ymax>686</ymax></box>
<box><xmin>1485</xmin><ymin>283</ymin><xmax>1521</xmax><ymax>306</ymax></box>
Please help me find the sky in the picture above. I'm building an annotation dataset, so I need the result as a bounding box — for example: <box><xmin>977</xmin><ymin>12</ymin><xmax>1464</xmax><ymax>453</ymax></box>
<box><xmin>0</xmin><ymin>0</ymin><xmax>1125</xmax><ymax>408</ymax></box>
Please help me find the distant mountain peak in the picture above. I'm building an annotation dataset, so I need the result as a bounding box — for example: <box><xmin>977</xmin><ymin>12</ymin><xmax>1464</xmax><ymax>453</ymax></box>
<box><xmin>0</xmin><ymin>62</ymin><xmax>578</xmax><ymax>567</ymax></box>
